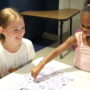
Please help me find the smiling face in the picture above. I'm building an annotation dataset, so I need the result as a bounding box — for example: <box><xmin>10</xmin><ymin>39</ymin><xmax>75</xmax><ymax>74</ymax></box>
<box><xmin>80</xmin><ymin>12</ymin><xmax>90</xmax><ymax>37</ymax></box>
<box><xmin>2</xmin><ymin>18</ymin><xmax>25</xmax><ymax>44</ymax></box>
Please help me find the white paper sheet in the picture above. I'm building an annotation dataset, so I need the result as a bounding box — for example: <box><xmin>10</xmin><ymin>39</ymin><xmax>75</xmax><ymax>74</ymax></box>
<box><xmin>0</xmin><ymin>66</ymin><xmax>77</xmax><ymax>90</ymax></box>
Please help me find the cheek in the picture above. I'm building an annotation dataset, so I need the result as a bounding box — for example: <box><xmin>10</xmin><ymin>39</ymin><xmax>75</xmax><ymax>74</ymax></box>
<box><xmin>23</xmin><ymin>30</ymin><xmax>25</xmax><ymax>34</ymax></box>
<box><xmin>80</xmin><ymin>27</ymin><xmax>83</xmax><ymax>32</ymax></box>
<box><xmin>80</xmin><ymin>26</ymin><xmax>90</xmax><ymax>32</ymax></box>
<box><xmin>21</xmin><ymin>30</ymin><xmax>25</xmax><ymax>36</ymax></box>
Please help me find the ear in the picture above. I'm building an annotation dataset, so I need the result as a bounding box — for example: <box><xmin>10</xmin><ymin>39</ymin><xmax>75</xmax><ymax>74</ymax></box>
<box><xmin>0</xmin><ymin>27</ymin><xmax>4</xmax><ymax>33</ymax></box>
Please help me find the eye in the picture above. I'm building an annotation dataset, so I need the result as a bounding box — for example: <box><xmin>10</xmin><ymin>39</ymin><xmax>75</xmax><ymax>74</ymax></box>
<box><xmin>21</xmin><ymin>26</ymin><xmax>25</xmax><ymax>30</ymax></box>
<box><xmin>81</xmin><ymin>24</ymin><xmax>90</xmax><ymax>29</ymax></box>
<box><xmin>81</xmin><ymin>25</ymin><xmax>85</xmax><ymax>28</ymax></box>
<box><xmin>14</xmin><ymin>29</ymin><xmax>18</xmax><ymax>31</ymax></box>
<box><xmin>86</xmin><ymin>26</ymin><xmax>90</xmax><ymax>29</ymax></box>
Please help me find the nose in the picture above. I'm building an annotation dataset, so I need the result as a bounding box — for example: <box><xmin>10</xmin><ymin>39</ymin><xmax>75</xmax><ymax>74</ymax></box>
<box><xmin>80</xmin><ymin>26</ymin><xmax>88</xmax><ymax>32</ymax></box>
<box><xmin>83</xmin><ymin>27</ymin><xmax>87</xmax><ymax>31</ymax></box>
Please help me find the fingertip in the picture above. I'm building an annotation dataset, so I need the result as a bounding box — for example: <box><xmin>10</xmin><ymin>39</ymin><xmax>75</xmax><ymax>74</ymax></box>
<box><xmin>33</xmin><ymin>75</ymin><xmax>37</xmax><ymax>78</ymax></box>
<box><xmin>31</xmin><ymin>74</ymin><xmax>36</xmax><ymax>78</ymax></box>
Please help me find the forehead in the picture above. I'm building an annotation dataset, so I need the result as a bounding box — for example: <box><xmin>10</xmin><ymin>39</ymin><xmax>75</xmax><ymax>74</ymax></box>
<box><xmin>5</xmin><ymin>18</ymin><xmax>24</xmax><ymax>29</ymax></box>
<box><xmin>80</xmin><ymin>12</ymin><xmax>90</xmax><ymax>24</ymax></box>
<box><xmin>10</xmin><ymin>18</ymin><xmax>24</xmax><ymax>26</ymax></box>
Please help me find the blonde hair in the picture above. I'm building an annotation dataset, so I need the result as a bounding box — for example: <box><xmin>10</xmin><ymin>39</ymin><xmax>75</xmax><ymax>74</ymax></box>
<box><xmin>0</xmin><ymin>8</ymin><xmax>23</xmax><ymax>40</ymax></box>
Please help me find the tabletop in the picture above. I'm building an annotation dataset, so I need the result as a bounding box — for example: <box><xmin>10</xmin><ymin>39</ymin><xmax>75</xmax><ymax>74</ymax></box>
<box><xmin>0</xmin><ymin>57</ymin><xmax>90</xmax><ymax>90</ymax></box>
<box><xmin>21</xmin><ymin>8</ymin><xmax>80</xmax><ymax>20</ymax></box>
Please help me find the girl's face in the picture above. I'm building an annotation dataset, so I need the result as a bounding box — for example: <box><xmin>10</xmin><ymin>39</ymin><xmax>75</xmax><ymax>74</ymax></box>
<box><xmin>80</xmin><ymin>12</ymin><xmax>90</xmax><ymax>37</ymax></box>
<box><xmin>2</xmin><ymin>18</ymin><xmax>25</xmax><ymax>43</ymax></box>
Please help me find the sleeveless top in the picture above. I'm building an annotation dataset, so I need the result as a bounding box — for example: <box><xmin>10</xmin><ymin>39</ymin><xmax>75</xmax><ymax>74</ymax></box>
<box><xmin>74</xmin><ymin>32</ymin><xmax>90</xmax><ymax>72</ymax></box>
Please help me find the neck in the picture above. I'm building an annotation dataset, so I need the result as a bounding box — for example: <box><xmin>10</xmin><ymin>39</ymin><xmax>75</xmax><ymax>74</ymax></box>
<box><xmin>1</xmin><ymin>40</ymin><xmax>21</xmax><ymax>53</ymax></box>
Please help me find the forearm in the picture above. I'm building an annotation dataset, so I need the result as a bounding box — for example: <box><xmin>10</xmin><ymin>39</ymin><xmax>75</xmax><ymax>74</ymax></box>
<box><xmin>31</xmin><ymin>36</ymin><xmax>76</xmax><ymax>78</ymax></box>
<box><xmin>42</xmin><ymin>43</ymin><xmax>69</xmax><ymax>65</ymax></box>
<box><xmin>40</xmin><ymin>36</ymin><xmax>76</xmax><ymax>66</ymax></box>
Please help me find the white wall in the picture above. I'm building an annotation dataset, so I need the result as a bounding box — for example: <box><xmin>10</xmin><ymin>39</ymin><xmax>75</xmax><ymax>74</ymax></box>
<box><xmin>70</xmin><ymin>0</ymin><xmax>85</xmax><ymax>33</ymax></box>
<box><xmin>59</xmin><ymin>0</ymin><xmax>70</xmax><ymax>9</ymax></box>
<box><xmin>59</xmin><ymin>0</ymin><xmax>85</xmax><ymax>34</ymax></box>
<box><xmin>70</xmin><ymin>0</ymin><xmax>85</xmax><ymax>9</ymax></box>
<box><xmin>59</xmin><ymin>0</ymin><xmax>70</xmax><ymax>34</ymax></box>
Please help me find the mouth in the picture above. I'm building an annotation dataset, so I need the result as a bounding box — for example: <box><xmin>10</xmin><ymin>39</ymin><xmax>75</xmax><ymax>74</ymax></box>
<box><xmin>16</xmin><ymin>37</ymin><xmax>23</xmax><ymax>40</ymax></box>
<box><xmin>86</xmin><ymin>36</ymin><xmax>90</xmax><ymax>38</ymax></box>
<box><xmin>84</xmin><ymin>32</ymin><xmax>90</xmax><ymax>36</ymax></box>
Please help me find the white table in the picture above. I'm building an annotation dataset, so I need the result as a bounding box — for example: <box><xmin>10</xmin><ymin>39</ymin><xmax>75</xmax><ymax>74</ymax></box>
<box><xmin>0</xmin><ymin>57</ymin><xmax>90</xmax><ymax>90</ymax></box>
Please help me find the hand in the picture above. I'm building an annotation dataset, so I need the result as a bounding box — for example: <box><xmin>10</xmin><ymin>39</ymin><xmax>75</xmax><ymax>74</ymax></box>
<box><xmin>31</xmin><ymin>61</ymin><xmax>45</xmax><ymax>78</ymax></box>
<box><xmin>31</xmin><ymin>66</ymin><xmax>42</xmax><ymax>78</ymax></box>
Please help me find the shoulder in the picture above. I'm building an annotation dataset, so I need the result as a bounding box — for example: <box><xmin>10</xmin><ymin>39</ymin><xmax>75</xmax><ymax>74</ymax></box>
<box><xmin>0</xmin><ymin>42</ymin><xmax>5</xmax><ymax>61</ymax></box>
<box><xmin>22</xmin><ymin>38</ymin><xmax>35</xmax><ymax>52</ymax></box>
<box><xmin>66</xmin><ymin>35</ymin><xmax>76</xmax><ymax>44</ymax></box>
<box><xmin>0</xmin><ymin>41</ymin><xmax>4</xmax><ymax>52</ymax></box>
<box><xmin>75</xmin><ymin>31</ymin><xmax>82</xmax><ymax>41</ymax></box>
<box><xmin>61</xmin><ymin>35</ymin><xmax>76</xmax><ymax>47</ymax></box>
<box><xmin>22</xmin><ymin>38</ymin><xmax>35</xmax><ymax>59</ymax></box>
<box><xmin>22</xmin><ymin>38</ymin><xmax>32</xmax><ymax>44</ymax></box>
<box><xmin>22</xmin><ymin>38</ymin><xmax>33</xmax><ymax>46</ymax></box>
<box><xmin>75</xmin><ymin>31</ymin><xmax>82</xmax><ymax>37</ymax></box>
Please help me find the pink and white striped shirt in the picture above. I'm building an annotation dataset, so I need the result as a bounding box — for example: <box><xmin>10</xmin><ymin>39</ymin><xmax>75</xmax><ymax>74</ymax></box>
<box><xmin>74</xmin><ymin>32</ymin><xmax>90</xmax><ymax>72</ymax></box>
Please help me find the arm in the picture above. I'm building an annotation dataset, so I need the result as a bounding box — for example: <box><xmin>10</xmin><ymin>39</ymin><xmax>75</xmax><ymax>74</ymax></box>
<box><xmin>31</xmin><ymin>35</ymin><xmax>76</xmax><ymax>78</ymax></box>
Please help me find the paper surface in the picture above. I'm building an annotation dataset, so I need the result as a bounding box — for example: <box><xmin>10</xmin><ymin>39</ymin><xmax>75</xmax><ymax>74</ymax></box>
<box><xmin>0</xmin><ymin>57</ymin><xmax>89</xmax><ymax>90</ymax></box>
<box><xmin>0</xmin><ymin>58</ymin><xmax>79</xmax><ymax>90</ymax></box>
<box><xmin>0</xmin><ymin>66</ymin><xmax>76</xmax><ymax>90</ymax></box>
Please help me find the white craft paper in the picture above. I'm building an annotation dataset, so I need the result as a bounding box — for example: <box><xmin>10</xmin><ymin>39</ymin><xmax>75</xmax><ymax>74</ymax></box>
<box><xmin>0</xmin><ymin>67</ymin><xmax>76</xmax><ymax>90</ymax></box>
<box><xmin>0</xmin><ymin>58</ymin><xmax>78</xmax><ymax>90</ymax></box>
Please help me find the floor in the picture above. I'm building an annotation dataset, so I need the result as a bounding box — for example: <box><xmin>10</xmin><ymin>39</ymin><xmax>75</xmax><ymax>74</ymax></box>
<box><xmin>34</xmin><ymin>42</ymin><xmax>75</xmax><ymax>66</ymax></box>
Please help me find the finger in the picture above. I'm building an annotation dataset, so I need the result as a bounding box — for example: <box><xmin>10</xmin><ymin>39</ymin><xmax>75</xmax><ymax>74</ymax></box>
<box><xmin>31</xmin><ymin>71</ymin><xmax>37</xmax><ymax>78</ymax></box>
<box><xmin>33</xmin><ymin>74</ymin><xmax>37</xmax><ymax>78</ymax></box>
<box><xmin>32</xmin><ymin>73</ymin><xmax>37</xmax><ymax>78</ymax></box>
